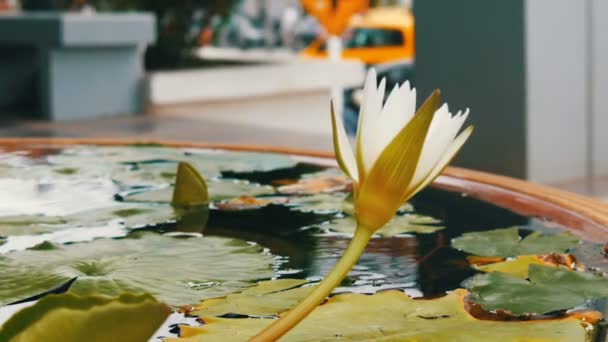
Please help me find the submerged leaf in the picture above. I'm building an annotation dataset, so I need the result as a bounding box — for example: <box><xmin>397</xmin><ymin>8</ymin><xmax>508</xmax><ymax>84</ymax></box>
<box><xmin>191</xmin><ymin>279</ymin><xmax>315</xmax><ymax>317</ymax></box>
<box><xmin>172</xmin><ymin>162</ymin><xmax>209</xmax><ymax>208</ymax></box>
<box><xmin>0</xmin><ymin>233</ymin><xmax>276</xmax><ymax>306</ymax></box>
<box><xmin>171</xmin><ymin>289</ymin><xmax>592</xmax><ymax>342</ymax></box>
<box><xmin>465</xmin><ymin>264</ymin><xmax>608</xmax><ymax>315</ymax></box>
<box><xmin>324</xmin><ymin>214</ymin><xmax>444</xmax><ymax>237</ymax></box>
<box><xmin>0</xmin><ymin>293</ymin><xmax>170</xmax><ymax>342</ymax></box>
<box><xmin>452</xmin><ymin>227</ymin><xmax>579</xmax><ymax>257</ymax></box>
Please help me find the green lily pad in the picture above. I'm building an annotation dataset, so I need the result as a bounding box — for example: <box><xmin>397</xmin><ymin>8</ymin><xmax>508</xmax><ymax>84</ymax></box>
<box><xmin>0</xmin><ymin>232</ymin><xmax>276</xmax><ymax>306</ymax></box>
<box><xmin>0</xmin><ymin>293</ymin><xmax>171</xmax><ymax>342</ymax></box>
<box><xmin>123</xmin><ymin>180</ymin><xmax>274</xmax><ymax>203</ymax></box>
<box><xmin>0</xmin><ymin>204</ymin><xmax>179</xmax><ymax>252</ymax></box>
<box><xmin>287</xmin><ymin>193</ymin><xmax>351</xmax><ymax>214</ymax></box>
<box><xmin>0</xmin><ymin>178</ymin><xmax>117</xmax><ymax>218</ymax></box>
<box><xmin>111</xmin><ymin>162</ymin><xmax>186</xmax><ymax>187</ymax></box>
<box><xmin>173</xmin><ymin>289</ymin><xmax>591</xmax><ymax>342</ymax></box>
<box><xmin>0</xmin><ymin>215</ymin><xmax>68</xmax><ymax>236</ymax></box>
<box><xmin>464</xmin><ymin>264</ymin><xmax>608</xmax><ymax>315</ymax></box>
<box><xmin>473</xmin><ymin>254</ymin><xmax>580</xmax><ymax>278</ymax></box>
<box><xmin>452</xmin><ymin>227</ymin><xmax>579</xmax><ymax>257</ymax></box>
<box><xmin>324</xmin><ymin>214</ymin><xmax>444</xmax><ymax>237</ymax></box>
<box><xmin>191</xmin><ymin>279</ymin><xmax>316</xmax><ymax>317</ymax></box>
<box><xmin>49</xmin><ymin>147</ymin><xmax>298</xmax><ymax>183</ymax></box>
<box><xmin>474</xmin><ymin>255</ymin><xmax>549</xmax><ymax>278</ymax></box>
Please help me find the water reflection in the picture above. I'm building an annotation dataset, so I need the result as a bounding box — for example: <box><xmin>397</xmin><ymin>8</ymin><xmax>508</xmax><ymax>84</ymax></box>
<box><xmin>307</xmin><ymin>235</ymin><xmax>419</xmax><ymax>295</ymax></box>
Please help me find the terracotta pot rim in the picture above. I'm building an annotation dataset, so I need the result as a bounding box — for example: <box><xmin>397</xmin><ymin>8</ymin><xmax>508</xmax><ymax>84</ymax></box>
<box><xmin>0</xmin><ymin>137</ymin><xmax>606</xmax><ymax>241</ymax></box>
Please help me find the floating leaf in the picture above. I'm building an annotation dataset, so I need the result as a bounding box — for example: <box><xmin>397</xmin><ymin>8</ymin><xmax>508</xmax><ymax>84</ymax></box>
<box><xmin>0</xmin><ymin>204</ymin><xmax>179</xmax><ymax>253</ymax></box>
<box><xmin>0</xmin><ymin>215</ymin><xmax>68</xmax><ymax>236</ymax></box>
<box><xmin>172</xmin><ymin>162</ymin><xmax>209</xmax><ymax>208</ymax></box>
<box><xmin>287</xmin><ymin>193</ymin><xmax>352</xmax><ymax>214</ymax></box>
<box><xmin>0</xmin><ymin>293</ymin><xmax>171</xmax><ymax>342</ymax></box>
<box><xmin>111</xmin><ymin>162</ymin><xmax>188</xmax><ymax>187</ymax></box>
<box><xmin>171</xmin><ymin>289</ymin><xmax>592</xmax><ymax>342</ymax></box>
<box><xmin>452</xmin><ymin>227</ymin><xmax>579</xmax><ymax>257</ymax></box>
<box><xmin>0</xmin><ymin>205</ymin><xmax>176</xmax><ymax>236</ymax></box>
<box><xmin>122</xmin><ymin>180</ymin><xmax>274</xmax><ymax>204</ymax></box>
<box><xmin>0</xmin><ymin>233</ymin><xmax>276</xmax><ymax>306</ymax></box>
<box><xmin>191</xmin><ymin>279</ymin><xmax>316</xmax><ymax>317</ymax></box>
<box><xmin>465</xmin><ymin>264</ymin><xmax>608</xmax><ymax>315</ymax></box>
<box><xmin>473</xmin><ymin>254</ymin><xmax>580</xmax><ymax>278</ymax></box>
<box><xmin>49</xmin><ymin>147</ymin><xmax>297</xmax><ymax>180</ymax></box>
<box><xmin>277</xmin><ymin>175</ymin><xmax>351</xmax><ymax>195</ymax></box>
<box><xmin>0</xmin><ymin>178</ymin><xmax>117</xmax><ymax>217</ymax></box>
<box><xmin>324</xmin><ymin>214</ymin><xmax>444</xmax><ymax>237</ymax></box>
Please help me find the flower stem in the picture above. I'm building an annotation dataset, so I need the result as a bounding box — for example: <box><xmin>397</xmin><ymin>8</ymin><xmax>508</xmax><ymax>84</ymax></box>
<box><xmin>250</xmin><ymin>226</ymin><xmax>374</xmax><ymax>342</ymax></box>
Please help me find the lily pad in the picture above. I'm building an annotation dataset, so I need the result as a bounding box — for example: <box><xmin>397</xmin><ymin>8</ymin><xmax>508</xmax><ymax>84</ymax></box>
<box><xmin>452</xmin><ymin>227</ymin><xmax>579</xmax><ymax>257</ymax></box>
<box><xmin>0</xmin><ymin>215</ymin><xmax>68</xmax><ymax>237</ymax></box>
<box><xmin>287</xmin><ymin>193</ymin><xmax>352</xmax><ymax>214</ymax></box>
<box><xmin>0</xmin><ymin>232</ymin><xmax>276</xmax><ymax>306</ymax></box>
<box><xmin>473</xmin><ymin>254</ymin><xmax>580</xmax><ymax>278</ymax></box>
<box><xmin>122</xmin><ymin>180</ymin><xmax>274</xmax><ymax>203</ymax></box>
<box><xmin>0</xmin><ymin>293</ymin><xmax>171</xmax><ymax>342</ymax></box>
<box><xmin>172</xmin><ymin>289</ymin><xmax>592</xmax><ymax>342</ymax></box>
<box><xmin>191</xmin><ymin>279</ymin><xmax>316</xmax><ymax>317</ymax></box>
<box><xmin>0</xmin><ymin>204</ymin><xmax>179</xmax><ymax>253</ymax></box>
<box><xmin>464</xmin><ymin>264</ymin><xmax>608</xmax><ymax>315</ymax></box>
<box><xmin>277</xmin><ymin>175</ymin><xmax>351</xmax><ymax>195</ymax></box>
<box><xmin>0</xmin><ymin>178</ymin><xmax>117</xmax><ymax>218</ymax></box>
<box><xmin>49</xmin><ymin>147</ymin><xmax>298</xmax><ymax>180</ymax></box>
<box><xmin>324</xmin><ymin>214</ymin><xmax>444</xmax><ymax>237</ymax></box>
<box><xmin>111</xmin><ymin>162</ymin><xmax>187</xmax><ymax>187</ymax></box>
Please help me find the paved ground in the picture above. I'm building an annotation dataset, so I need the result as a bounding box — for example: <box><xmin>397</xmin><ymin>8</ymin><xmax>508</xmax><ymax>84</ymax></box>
<box><xmin>0</xmin><ymin>111</ymin><xmax>334</xmax><ymax>152</ymax></box>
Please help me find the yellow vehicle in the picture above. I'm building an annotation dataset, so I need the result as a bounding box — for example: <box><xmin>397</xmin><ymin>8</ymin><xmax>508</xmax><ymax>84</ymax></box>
<box><xmin>300</xmin><ymin>7</ymin><xmax>415</xmax><ymax>66</ymax></box>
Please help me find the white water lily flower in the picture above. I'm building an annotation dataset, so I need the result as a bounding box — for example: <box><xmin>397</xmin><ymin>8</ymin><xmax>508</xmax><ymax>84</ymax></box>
<box><xmin>251</xmin><ymin>69</ymin><xmax>474</xmax><ymax>342</ymax></box>
<box><xmin>331</xmin><ymin>69</ymin><xmax>474</xmax><ymax>232</ymax></box>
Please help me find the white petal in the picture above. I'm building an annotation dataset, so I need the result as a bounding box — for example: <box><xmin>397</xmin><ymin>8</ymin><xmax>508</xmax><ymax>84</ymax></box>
<box><xmin>410</xmin><ymin>105</ymin><xmax>468</xmax><ymax>187</ymax></box>
<box><xmin>367</xmin><ymin>81</ymin><xmax>417</xmax><ymax>169</ymax></box>
<box><xmin>361</xmin><ymin>77</ymin><xmax>386</xmax><ymax>171</ymax></box>
<box><xmin>407</xmin><ymin>125</ymin><xmax>474</xmax><ymax>198</ymax></box>
<box><xmin>356</xmin><ymin>69</ymin><xmax>384</xmax><ymax>175</ymax></box>
<box><xmin>331</xmin><ymin>103</ymin><xmax>359</xmax><ymax>183</ymax></box>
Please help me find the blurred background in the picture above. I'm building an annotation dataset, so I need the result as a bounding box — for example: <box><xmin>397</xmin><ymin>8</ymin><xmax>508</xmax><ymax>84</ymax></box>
<box><xmin>0</xmin><ymin>0</ymin><xmax>606</xmax><ymax>199</ymax></box>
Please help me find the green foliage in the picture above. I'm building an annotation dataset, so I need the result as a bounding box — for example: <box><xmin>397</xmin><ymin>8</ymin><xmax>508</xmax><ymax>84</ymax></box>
<box><xmin>452</xmin><ymin>227</ymin><xmax>579</xmax><ymax>257</ymax></box>
<box><xmin>89</xmin><ymin>0</ymin><xmax>240</xmax><ymax>69</ymax></box>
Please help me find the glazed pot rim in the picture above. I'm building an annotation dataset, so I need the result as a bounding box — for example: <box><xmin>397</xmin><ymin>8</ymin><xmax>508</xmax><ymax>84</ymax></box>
<box><xmin>0</xmin><ymin>137</ymin><xmax>606</xmax><ymax>241</ymax></box>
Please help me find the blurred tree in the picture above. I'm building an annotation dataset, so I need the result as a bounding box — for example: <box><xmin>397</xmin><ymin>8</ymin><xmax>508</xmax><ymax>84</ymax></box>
<box><xmin>91</xmin><ymin>0</ymin><xmax>239</xmax><ymax>70</ymax></box>
<box><xmin>22</xmin><ymin>0</ymin><xmax>239</xmax><ymax>69</ymax></box>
